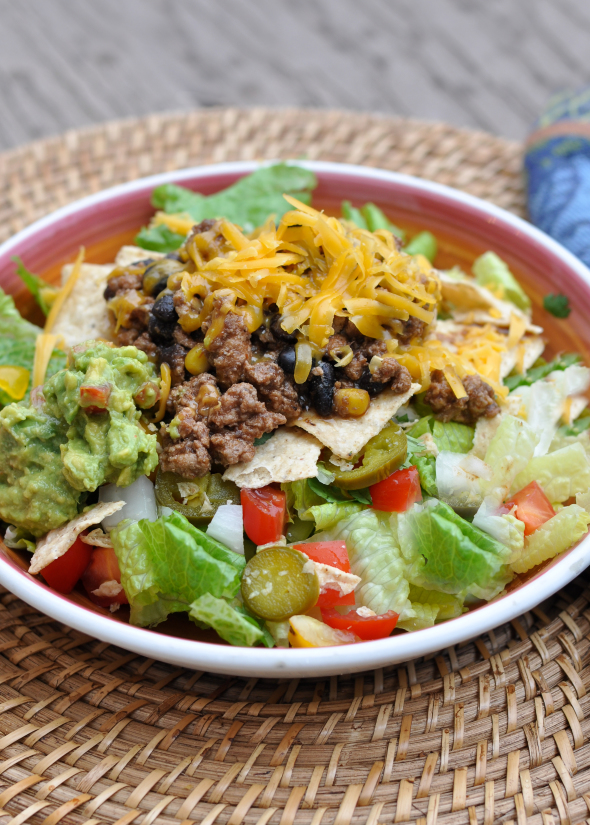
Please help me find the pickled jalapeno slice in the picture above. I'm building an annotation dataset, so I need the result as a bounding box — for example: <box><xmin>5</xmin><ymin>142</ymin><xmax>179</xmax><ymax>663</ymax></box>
<box><xmin>331</xmin><ymin>422</ymin><xmax>407</xmax><ymax>490</ymax></box>
<box><xmin>155</xmin><ymin>470</ymin><xmax>240</xmax><ymax>523</ymax></box>
<box><xmin>241</xmin><ymin>546</ymin><xmax>320</xmax><ymax>622</ymax></box>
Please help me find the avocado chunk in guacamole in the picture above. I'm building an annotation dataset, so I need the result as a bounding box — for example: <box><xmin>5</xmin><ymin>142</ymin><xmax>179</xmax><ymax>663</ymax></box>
<box><xmin>0</xmin><ymin>341</ymin><xmax>160</xmax><ymax>537</ymax></box>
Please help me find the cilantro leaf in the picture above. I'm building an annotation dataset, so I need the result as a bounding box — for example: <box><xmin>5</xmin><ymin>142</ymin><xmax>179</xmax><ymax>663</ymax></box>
<box><xmin>543</xmin><ymin>293</ymin><xmax>571</xmax><ymax>318</ymax></box>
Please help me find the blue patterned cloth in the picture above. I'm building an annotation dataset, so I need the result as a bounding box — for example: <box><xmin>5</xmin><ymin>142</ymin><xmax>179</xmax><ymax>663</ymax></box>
<box><xmin>524</xmin><ymin>88</ymin><xmax>590</xmax><ymax>267</ymax></box>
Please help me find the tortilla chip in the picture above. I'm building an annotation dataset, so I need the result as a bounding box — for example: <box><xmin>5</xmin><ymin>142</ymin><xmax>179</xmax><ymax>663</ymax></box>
<box><xmin>51</xmin><ymin>263</ymin><xmax>115</xmax><ymax>347</ymax></box>
<box><xmin>223</xmin><ymin>427</ymin><xmax>322</xmax><ymax>488</ymax></box>
<box><xmin>500</xmin><ymin>335</ymin><xmax>545</xmax><ymax>379</ymax></box>
<box><xmin>439</xmin><ymin>273</ymin><xmax>541</xmax><ymax>333</ymax></box>
<box><xmin>80</xmin><ymin>527</ymin><xmax>113</xmax><ymax>549</ymax></box>
<box><xmin>115</xmin><ymin>246</ymin><xmax>165</xmax><ymax>268</ymax></box>
<box><xmin>294</xmin><ymin>384</ymin><xmax>420</xmax><ymax>459</ymax></box>
<box><xmin>29</xmin><ymin>501</ymin><xmax>125</xmax><ymax>574</ymax></box>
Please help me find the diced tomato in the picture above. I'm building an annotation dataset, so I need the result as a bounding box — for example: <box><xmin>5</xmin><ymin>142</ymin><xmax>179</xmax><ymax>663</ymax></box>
<box><xmin>41</xmin><ymin>536</ymin><xmax>92</xmax><ymax>594</ymax></box>
<box><xmin>79</xmin><ymin>384</ymin><xmax>111</xmax><ymax>412</ymax></box>
<box><xmin>294</xmin><ymin>540</ymin><xmax>354</xmax><ymax>607</ymax></box>
<box><xmin>505</xmin><ymin>481</ymin><xmax>555</xmax><ymax>536</ymax></box>
<box><xmin>320</xmin><ymin>607</ymin><xmax>399</xmax><ymax>640</ymax></box>
<box><xmin>241</xmin><ymin>487</ymin><xmax>286</xmax><ymax>546</ymax></box>
<box><xmin>370</xmin><ymin>466</ymin><xmax>422</xmax><ymax>512</ymax></box>
<box><xmin>82</xmin><ymin>547</ymin><xmax>128</xmax><ymax>607</ymax></box>
<box><xmin>293</xmin><ymin>541</ymin><xmax>350</xmax><ymax>571</ymax></box>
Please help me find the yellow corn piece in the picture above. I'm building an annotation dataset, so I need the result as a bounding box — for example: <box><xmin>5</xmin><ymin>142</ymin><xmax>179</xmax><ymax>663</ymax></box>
<box><xmin>0</xmin><ymin>366</ymin><xmax>30</xmax><ymax>401</ymax></box>
<box><xmin>288</xmin><ymin>615</ymin><xmax>358</xmax><ymax>647</ymax></box>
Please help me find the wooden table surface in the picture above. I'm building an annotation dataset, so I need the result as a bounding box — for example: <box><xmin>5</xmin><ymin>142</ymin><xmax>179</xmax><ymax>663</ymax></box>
<box><xmin>0</xmin><ymin>0</ymin><xmax>589</xmax><ymax>151</ymax></box>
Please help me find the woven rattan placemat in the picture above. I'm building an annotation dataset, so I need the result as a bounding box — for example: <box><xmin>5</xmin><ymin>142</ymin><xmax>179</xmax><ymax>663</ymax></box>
<box><xmin>0</xmin><ymin>108</ymin><xmax>587</xmax><ymax>825</ymax></box>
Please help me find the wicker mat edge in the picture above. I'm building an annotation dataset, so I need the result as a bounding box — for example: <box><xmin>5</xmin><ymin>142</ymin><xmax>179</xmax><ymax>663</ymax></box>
<box><xmin>0</xmin><ymin>108</ymin><xmax>584</xmax><ymax>825</ymax></box>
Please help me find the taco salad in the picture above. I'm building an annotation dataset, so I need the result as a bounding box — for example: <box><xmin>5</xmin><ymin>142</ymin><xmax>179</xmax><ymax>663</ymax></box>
<box><xmin>0</xmin><ymin>163</ymin><xmax>589</xmax><ymax>649</ymax></box>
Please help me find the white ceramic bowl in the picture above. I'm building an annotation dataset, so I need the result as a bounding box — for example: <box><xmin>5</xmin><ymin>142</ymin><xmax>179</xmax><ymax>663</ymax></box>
<box><xmin>1</xmin><ymin>160</ymin><xmax>589</xmax><ymax>678</ymax></box>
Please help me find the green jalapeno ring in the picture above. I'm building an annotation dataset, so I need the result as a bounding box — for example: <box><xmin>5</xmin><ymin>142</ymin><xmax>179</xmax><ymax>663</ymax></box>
<box><xmin>331</xmin><ymin>422</ymin><xmax>407</xmax><ymax>490</ymax></box>
<box><xmin>155</xmin><ymin>469</ymin><xmax>240</xmax><ymax>523</ymax></box>
<box><xmin>241</xmin><ymin>546</ymin><xmax>320</xmax><ymax>622</ymax></box>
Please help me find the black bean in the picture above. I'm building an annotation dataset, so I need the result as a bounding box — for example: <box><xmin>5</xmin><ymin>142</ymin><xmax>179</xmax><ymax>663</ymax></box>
<box><xmin>308</xmin><ymin>361</ymin><xmax>335</xmax><ymax>417</ymax></box>
<box><xmin>143</xmin><ymin>259</ymin><xmax>185</xmax><ymax>296</ymax></box>
<box><xmin>165</xmin><ymin>251</ymin><xmax>183</xmax><ymax>261</ymax></box>
<box><xmin>152</xmin><ymin>292</ymin><xmax>178</xmax><ymax>324</ymax></box>
<box><xmin>277</xmin><ymin>346</ymin><xmax>296</xmax><ymax>374</ymax></box>
<box><xmin>148</xmin><ymin>313</ymin><xmax>176</xmax><ymax>343</ymax></box>
<box><xmin>270</xmin><ymin>316</ymin><xmax>297</xmax><ymax>343</ymax></box>
<box><xmin>356</xmin><ymin>366</ymin><xmax>386</xmax><ymax>397</ymax></box>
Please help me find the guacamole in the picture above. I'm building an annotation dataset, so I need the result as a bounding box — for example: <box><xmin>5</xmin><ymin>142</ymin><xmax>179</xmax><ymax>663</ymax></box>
<box><xmin>0</xmin><ymin>341</ymin><xmax>160</xmax><ymax>536</ymax></box>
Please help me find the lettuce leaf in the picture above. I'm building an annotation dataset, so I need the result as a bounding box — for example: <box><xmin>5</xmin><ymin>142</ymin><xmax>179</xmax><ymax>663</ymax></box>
<box><xmin>112</xmin><ymin>510</ymin><xmax>246</xmax><ymax>629</ymax></box>
<box><xmin>12</xmin><ymin>257</ymin><xmax>59</xmax><ymax>316</ymax></box>
<box><xmin>0</xmin><ymin>288</ymin><xmax>65</xmax><ymax>407</ymax></box>
<box><xmin>148</xmin><ymin>164</ymin><xmax>317</xmax><ymax>234</ymax></box>
<box><xmin>504</xmin><ymin>353</ymin><xmax>581</xmax><ymax>392</ymax></box>
<box><xmin>408</xmin><ymin>416</ymin><xmax>473</xmax><ymax>453</ymax></box>
<box><xmin>512</xmin><ymin>442</ymin><xmax>590</xmax><ymax>503</ymax></box>
<box><xmin>414</xmin><ymin>455</ymin><xmax>437</xmax><ymax>496</ymax></box>
<box><xmin>397</xmin><ymin>585</ymin><xmax>463</xmax><ymax>631</ymax></box>
<box><xmin>307</xmin><ymin>501</ymin><xmax>364</xmax><ymax>531</ymax></box>
<box><xmin>510</xmin><ymin>504</ymin><xmax>590</xmax><ymax>574</ymax></box>
<box><xmin>472</xmin><ymin>251</ymin><xmax>531</xmax><ymax>311</ymax></box>
<box><xmin>189</xmin><ymin>594</ymin><xmax>269</xmax><ymax>647</ymax></box>
<box><xmin>135</xmin><ymin>224</ymin><xmax>187</xmax><ymax>252</ymax></box>
<box><xmin>480</xmin><ymin>415</ymin><xmax>538</xmax><ymax>502</ymax></box>
<box><xmin>472</xmin><ymin>501</ymin><xmax>525</xmax><ymax>555</ymax></box>
<box><xmin>510</xmin><ymin>365</ymin><xmax>590</xmax><ymax>456</ymax></box>
<box><xmin>312</xmin><ymin>509</ymin><xmax>412</xmax><ymax>619</ymax></box>
<box><xmin>399</xmin><ymin>500</ymin><xmax>511</xmax><ymax>600</ymax></box>
<box><xmin>405</xmin><ymin>231</ymin><xmax>437</xmax><ymax>263</ymax></box>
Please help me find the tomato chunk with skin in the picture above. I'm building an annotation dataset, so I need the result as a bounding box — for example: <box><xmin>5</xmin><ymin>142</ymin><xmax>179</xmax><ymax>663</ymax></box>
<box><xmin>321</xmin><ymin>607</ymin><xmax>399</xmax><ymax>640</ymax></box>
<box><xmin>505</xmin><ymin>481</ymin><xmax>555</xmax><ymax>536</ymax></box>
<box><xmin>241</xmin><ymin>487</ymin><xmax>286</xmax><ymax>546</ymax></box>
<box><xmin>41</xmin><ymin>537</ymin><xmax>92</xmax><ymax>594</ymax></box>
<box><xmin>370</xmin><ymin>466</ymin><xmax>422</xmax><ymax>512</ymax></box>
<box><xmin>82</xmin><ymin>547</ymin><xmax>128</xmax><ymax>607</ymax></box>
<box><xmin>293</xmin><ymin>541</ymin><xmax>350</xmax><ymax>571</ymax></box>
<box><xmin>79</xmin><ymin>384</ymin><xmax>111</xmax><ymax>411</ymax></box>
<box><xmin>294</xmin><ymin>540</ymin><xmax>354</xmax><ymax>607</ymax></box>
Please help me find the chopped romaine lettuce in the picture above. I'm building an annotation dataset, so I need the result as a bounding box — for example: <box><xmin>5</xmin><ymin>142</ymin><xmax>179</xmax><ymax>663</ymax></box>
<box><xmin>405</xmin><ymin>231</ymin><xmax>437</xmax><ymax>263</ymax></box>
<box><xmin>0</xmin><ymin>288</ymin><xmax>65</xmax><ymax>407</ymax></box>
<box><xmin>341</xmin><ymin>201</ymin><xmax>368</xmax><ymax>229</ymax></box>
<box><xmin>135</xmin><ymin>224</ymin><xmax>186</xmax><ymax>252</ymax></box>
<box><xmin>510</xmin><ymin>504</ymin><xmax>590</xmax><ymax>574</ymax></box>
<box><xmin>414</xmin><ymin>455</ymin><xmax>437</xmax><ymax>496</ymax></box>
<box><xmin>511</xmin><ymin>365</ymin><xmax>590</xmax><ymax>456</ymax></box>
<box><xmin>472</xmin><ymin>251</ymin><xmax>531</xmax><ymax>311</ymax></box>
<box><xmin>435</xmin><ymin>451</ymin><xmax>487</xmax><ymax>512</ymax></box>
<box><xmin>472</xmin><ymin>499</ymin><xmax>525</xmax><ymax>555</ymax></box>
<box><xmin>112</xmin><ymin>510</ymin><xmax>246</xmax><ymax>628</ymax></box>
<box><xmin>399</xmin><ymin>500</ymin><xmax>511</xmax><ymax>600</ymax></box>
<box><xmin>511</xmin><ymin>442</ymin><xmax>590</xmax><ymax>504</ymax></box>
<box><xmin>12</xmin><ymin>258</ymin><xmax>59</xmax><ymax>316</ymax></box>
<box><xmin>480</xmin><ymin>415</ymin><xmax>538</xmax><ymax>502</ymax></box>
<box><xmin>397</xmin><ymin>585</ymin><xmax>463</xmax><ymax>631</ymax></box>
<box><xmin>312</xmin><ymin>509</ymin><xmax>412</xmax><ymax>619</ymax></box>
<box><xmin>408</xmin><ymin>416</ymin><xmax>474</xmax><ymax>454</ymax></box>
<box><xmin>504</xmin><ymin>353</ymin><xmax>581</xmax><ymax>392</ymax></box>
<box><xmin>306</xmin><ymin>501</ymin><xmax>365</xmax><ymax>531</ymax></box>
<box><xmin>360</xmin><ymin>203</ymin><xmax>404</xmax><ymax>237</ymax></box>
<box><xmin>147</xmin><ymin>163</ymin><xmax>317</xmax><ymax>235</ymax></box>
<box><xmin>189</xmin><ymin>594</ymin><xmax>269</xmax><ymax>647</ymax></box>
<box><xmin>265</xmin><ymin>620</ymin><xmax>291</xmax><ymax>648</ymax></box>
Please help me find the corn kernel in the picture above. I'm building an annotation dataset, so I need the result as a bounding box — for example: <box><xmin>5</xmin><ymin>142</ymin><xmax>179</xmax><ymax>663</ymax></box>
<box><xmin>185</xmin><ymin>344</ymin><xmax>209</xmax><ymax>375</ymax></box>
<box><xmin>333</xmin><ymin>388</ymin><xmax>370</xmax><ymax>417</ymax></box>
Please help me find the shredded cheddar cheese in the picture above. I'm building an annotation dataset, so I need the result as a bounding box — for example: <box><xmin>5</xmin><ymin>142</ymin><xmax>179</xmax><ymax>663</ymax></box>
<box><xmin>176</xmin><ymin>198</ymin><xmax>438</xmax><ymax>352</ymax></box>
<box><xmin>32</xmin><ymin>333</ymin><xmax>64</xmax><ymax>389</ymax></box>
<box><xmin>153</xmin><ymin>362</ymin><xmax>171</xmax><ymax>423</ymax></box>
<box><xmin>44</xmin><ymin>247</ymin><xmax>85</xmax><ymax>334</ymax></box>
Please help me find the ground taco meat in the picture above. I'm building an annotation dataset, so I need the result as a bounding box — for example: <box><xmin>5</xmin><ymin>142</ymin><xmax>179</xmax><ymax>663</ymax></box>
<box><xmin>425</xmin><ymin>369</ymin><xmax>500</xmax><ymax>425</ymax></box>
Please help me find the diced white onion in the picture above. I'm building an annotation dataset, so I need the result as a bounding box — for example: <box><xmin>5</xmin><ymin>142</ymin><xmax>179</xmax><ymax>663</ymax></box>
<box><xmin>206</xmin><ymin>504</ymin><xmax>244</xmax><ymax>554</ymax></box>
<box><xmin>99</xmin><ymin>476</ymin><xmax>158</xmax><ymax>530</ymax></box>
